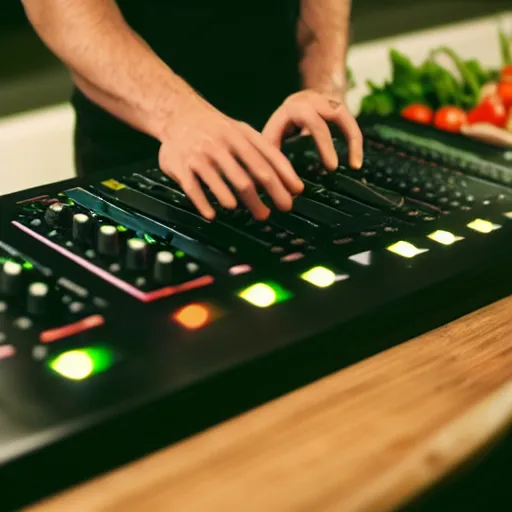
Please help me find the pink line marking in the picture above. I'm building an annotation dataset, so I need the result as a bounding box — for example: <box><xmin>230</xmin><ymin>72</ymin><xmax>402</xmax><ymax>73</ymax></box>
<box><xmin>16</xmin><ymin>195</ymin><xmax>48</xmax><ymax>205</ymax></box>
<box><xmin>12</xmin><ymin>222</ymin><xmax>214</xmax><ymax>302</ymax></box>
<box><xmin>0</xmin><ymin>345</ymin><xmax>15</xmax><ymax>360</ymax></box>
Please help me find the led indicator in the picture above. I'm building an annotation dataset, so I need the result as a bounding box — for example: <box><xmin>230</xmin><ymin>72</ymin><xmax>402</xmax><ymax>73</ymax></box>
<box><xmin>467</xmin><ymin>219</ymin><xmax>501</xmax><ymax>234</ymax></box>
<box><xmin>23</xmin><ymin>261</ymin><xmax>34</xmax><ymax>270</ymax></box>
<box><xmin>48</xmin><ymin>347</ymin><xmax>113</xmax><ymax>380</ymax></box>
<box><xmin>300</xmin><ymin>266</ymin><xmax>336</xmax><ymax>288</ymax></box>
<box><xmin>117</xmin><ymin>225</ymin><xmax>128</xmax><ymax>232</ymax></box>
<box><xmin>387</xmin><ymin>241</ymin><xmax>429</xmax><ymax>259</ymax></box>
<box><xmin>171</xmin><ymin>303</ymin><xmax>215</xmax><ymax>330</ymax></box>
<box><xmin>238</xmin><ymin>282</ymin><xmax>292</xmax><ymax>308</ymax></box>
<box><xmin>428</xmin><ymin>230</ymin><xmax>464</xmax><ymax>246</ymax></box>
<box><xmin>175</xmin><ymin>251</ymin><xmax>185</xmax><ymax>258</ymax></box>
<box><xmin>143</xmin><ymin>233</ymin><xmax>157</xmax><ymax>245</ymax></box>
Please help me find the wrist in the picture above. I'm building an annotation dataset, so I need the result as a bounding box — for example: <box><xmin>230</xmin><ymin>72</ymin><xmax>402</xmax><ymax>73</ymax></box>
<box><xmin>151</xmin><ymin>75</ymin><xmax>205</xmax><ymax>142</ymax></box>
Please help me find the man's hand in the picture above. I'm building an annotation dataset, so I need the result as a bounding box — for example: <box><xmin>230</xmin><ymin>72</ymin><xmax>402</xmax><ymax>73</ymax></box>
<box><xmin>159</xmin><ymin>97</ymin><xmax>305</xmax><ymax>221</ymax></box>
<box><xmin>262</xmin><ymin>90</ymin><xmax>363</xmax><ymax>170</ymax></box>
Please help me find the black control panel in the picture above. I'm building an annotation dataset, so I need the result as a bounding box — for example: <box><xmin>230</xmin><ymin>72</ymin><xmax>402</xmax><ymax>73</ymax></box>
<box><xmin>1</xmin><ymin>116</ymin><xmax>511</xmax><ymax>509</ymax></box>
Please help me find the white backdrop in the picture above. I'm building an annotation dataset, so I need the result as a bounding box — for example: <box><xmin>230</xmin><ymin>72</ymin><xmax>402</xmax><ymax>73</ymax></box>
<box><xmin>0</xmin><ymin>12</ymin><xmax>510</xmax><ymax>196</ymax></box>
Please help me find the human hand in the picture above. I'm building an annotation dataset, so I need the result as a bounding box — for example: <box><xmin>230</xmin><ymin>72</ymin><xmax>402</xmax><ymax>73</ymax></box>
<box><xmin>158</xmin><ymin>96</ymin><xmax>304</xmax><ymax>220</ymax></box>
<box><xmin>263</xmin><ymin>90</ymin><xmax>363</xmax><ymax>170</ymax></box>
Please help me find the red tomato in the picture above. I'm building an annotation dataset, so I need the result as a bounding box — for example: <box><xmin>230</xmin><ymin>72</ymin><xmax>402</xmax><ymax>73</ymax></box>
<box><xmin>498</xmin><ymin>81</ymin><xmax>512</xmax><ymax>109</ymax></box>
<box><xmin>401</xmin><ymin>104</ymin><xmax>434</xmax><ymax>125</ymax></box>
<box><xmin>467</xmin><ymin>95</ymin><xmax>507</xmax><ymax>128</ymax></box>
<box><xmin>434</xmin><ymin>106</ymin><xmax>467</xmax><ymax>132</ymax></box>
<box><xmin>500</xmin><ymin>64</ymin><xmax>512</xmax><ymax>83</ymax></box>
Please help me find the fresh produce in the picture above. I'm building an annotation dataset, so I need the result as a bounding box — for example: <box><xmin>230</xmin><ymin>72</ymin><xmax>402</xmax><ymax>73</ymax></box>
<box><xmin>467</xmin><ymin>95</ymin><xmax>507</xmax><ymax>127</ymax></box>
<box><xmin>507</xmin><ymin>108</ymin><xmax>512</xmax><ymax>132</ymax></box>
<box><xmin>401</xmin><ymin>104</ymin><xmax>433</xmax><ymax>124</ymax></box>
<box><xmin>501</xmin><ymin>64</ymin><xmax>512</xmax><ymax>82</ymax></box>
<box><xmin>358</xmin><ymin>27</ymin><xmax>512</xmax><ymax>145</ymax></box>
<box><xmin>498</xmin><ymin>81</ymin><xmax>512</xmax><ymax>108</ymax></box>
<box><xmin>461</xmin><ymin>123</ymin><xmax>512</xmax><ymax>147</ymax></box>
<box><xmin>433</xmin><ymin>106</ymin><xmax>467</xmax><ymax>132</ymax></box>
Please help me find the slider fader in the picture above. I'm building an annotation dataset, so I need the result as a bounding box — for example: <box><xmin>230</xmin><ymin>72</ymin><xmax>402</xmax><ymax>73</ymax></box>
<box><xmin>0</xmin><ymin>116</ymin><xmax>511</xmax><ymax>509</ymax></box>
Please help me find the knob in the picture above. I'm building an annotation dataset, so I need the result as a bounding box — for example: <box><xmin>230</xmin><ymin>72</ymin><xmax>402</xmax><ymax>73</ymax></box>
<box><xmin>72</xmin><ymin>213</ymin><xmax>92</xmax><ymax>243</ymax></box>
<box><xmin>153</xmin><ymin>251</ymin><xmax>174</xmax><ymax>284</ymax></box>
<box><xmin>126</xmin><ymin>238</ymin><xmax>148</xmax><ymax>270</ymax></box>
<box><xmin>0</xmin><ymin>261</ymin><xmax>23</xmax><ymax>296</ymax></box>
<box><xmin>97</xmin><ymin>225</ymin><xmax>119</xmax><ymax>257</ymax></box>
<box><xmin>44</xmin><ymin>202</ymin><xmax>71</xmax><ymax>228</ymax></box>
<box><xmin>27</xmin><ymin>282</ymin><xmax>50</xmax><ymax>316</ymax></box>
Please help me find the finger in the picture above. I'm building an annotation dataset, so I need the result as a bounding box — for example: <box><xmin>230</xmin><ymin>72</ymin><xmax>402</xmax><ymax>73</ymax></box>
<box><xmin>239</xmin><ymin>122</ymin><xmax>304</xmax><ymax>197</ymax></box>
<box><xmin>262</xmin><ymin>108</ymin><xmax>295</xmax><ymax>148</ymax></box>
<box><xmin>332</xmin><ymin>104</ymin><xmax>364</xmax><ymax>169</ymax></box>
<box><xmin>313</xmin><ymin>99</ymin><xmax>363</xmax><ymax>170</ymax></box>
<box><xmin>192</xmin><ymin>160</ymin><xmax>238</xmax><ymax>210</ymax></box>
<box><xmin>179</xmin><ymin>170</ymin><xmax>216</xmax><ymax>220</ymax></box>
<box><xmin>231</xmin><ymin>133</ymin><xmax>293</xmax><ymax>211</ymax></box>
<box><xmin>213</xmin><ymin>149</ymin><xmax>270</xmax><ymax>220</ymax></box>
<box><xmin>296</xmin><ymin>106</ymin><xmax>338</xmax><ymax>170</ymax></box>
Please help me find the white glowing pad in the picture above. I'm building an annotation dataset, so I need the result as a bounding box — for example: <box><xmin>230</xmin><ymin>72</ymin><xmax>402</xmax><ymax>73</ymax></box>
<box><xmin>466</xmin><ymin>219</ymin><xmax>501</xmax><ymax>234</ymax></box>
<box><xmin>387</xmin><ymin>241</ymin><xmax>429</xmax><ymax>259</ymax></box>
<box><xmin>427</xmin><ymin>230</ymin><xmax>464</xmax><ymax>246</ymax></box>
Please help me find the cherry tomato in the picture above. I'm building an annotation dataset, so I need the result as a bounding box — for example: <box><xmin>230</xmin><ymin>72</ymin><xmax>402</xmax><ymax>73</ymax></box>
<box><xmin>401</xmin><ymin>104</ymin><xmax>434</xmax><ymax>125</ymax></box>
<box><xmin>498</xmin><ymin>81</ymin><xmax>512</xmax><ymax>109</ymax></box>
<box><xmin>500</xmin><ymin>64</ymin><xmax>512</xmax><ymax>83</ymax></box>
<box><xmin>467</xmin><ymin>95</ymin><xmax>507</xmax><ymax>128</ymax></box>
<box><xmin>434</xmin><ymin>106</ymin><xmax>467</xmax><ymax>133</ymax></box>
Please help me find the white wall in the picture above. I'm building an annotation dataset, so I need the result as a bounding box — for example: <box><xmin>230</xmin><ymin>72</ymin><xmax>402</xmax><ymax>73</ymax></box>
<box><xmin>0</xmin><ymin>12</ymin><xmax>510</xmax><ymax>196</ymax></box>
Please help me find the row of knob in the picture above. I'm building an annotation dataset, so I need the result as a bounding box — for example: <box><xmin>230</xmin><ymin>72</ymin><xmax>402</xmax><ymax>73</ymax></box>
<box><xmin>43</xmin><ymin>204</ymin><xmax>178</xmax><ymax>279</ymax></box>
<box><xmin>0</xmin><ymin>261</ymin><xmax>52</xmax><ymax>315</ymax></box>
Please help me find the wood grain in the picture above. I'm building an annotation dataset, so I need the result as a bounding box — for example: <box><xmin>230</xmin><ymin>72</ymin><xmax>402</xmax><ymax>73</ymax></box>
<box><xmin>28</xmin><ymin>296</ymin><xmax>512</xmax><ymax>512</ymax></box>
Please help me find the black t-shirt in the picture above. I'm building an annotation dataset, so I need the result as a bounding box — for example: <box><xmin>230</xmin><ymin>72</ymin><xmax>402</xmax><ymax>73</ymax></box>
<box><xmin>73</xmin><ymin>0</ymin><xmax>301</xmax><ymax>173</ymax></box>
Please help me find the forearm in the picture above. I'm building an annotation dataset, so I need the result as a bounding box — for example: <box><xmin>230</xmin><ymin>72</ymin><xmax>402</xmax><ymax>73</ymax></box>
<box><xmin>297</xmin><ymin>0</ymin><xmax>352</xmax><ymax>98</ymax></box>
<box><xmin>22</xmin><ymin>0</ymin><xmax>200</xmax><ymax>140</ymax></box>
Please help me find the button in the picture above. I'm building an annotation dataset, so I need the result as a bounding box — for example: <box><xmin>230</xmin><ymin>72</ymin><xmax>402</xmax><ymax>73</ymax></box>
<box><xmin>14</xmin><ymin>317</ymin><xmax>33</xmax><ymax>330</ymax></box>
<box><xmin>27</xmin><ymin>282</ymin><xmax>50</xmax><ymax>316</ymax></box>
<box><xmin>349</xmin><ymin>251</ymin><xmax>372</xmax><ymax>266</ymax></box>
<box><xmin>171</xmin><ymin>303</ymin><xmax>215</xmax><ymax>330</ymax></box>
<box><xmin>186</xmin><ymin>262</ymin><xmax>199</xmax><ymax>274</ymax></box>
<box><xmin>387</xmin><ymin>241</ymin><xmax>429</xmax><ymax>259</ymax></box>
<box><xmin>72</xmin><ymin>213</ymin><xmax>92</xmax><ymax>243</ymax></box>
<box><xmin>0</xmin><ymin>345</ymin><xmax>15</xmax><ymax>361</ymax></box>
<box><xmin>30</xmin><ymin>219</ymin><xmax>42</xmax><ymax>228</ymax></box>
<box><xmin>44</xmin><ymin>202</ymin><xmax>71</xmax><ymax>228</ymax></box>
<box><xmin>0</xmin><ymin>332</ymin><xmax>6</xmax><ymax>344</ymax></box>
<box><xmin>32</xmin><ymin>345</ymin><xmax>48</xmax><ymax>361</ymax></box>
<box><xmin>1</xmin><ymin>261</ymin><xmax>23</xmax><ymax>296</ymax></box>
<box><xmin>97</xmin><ymin>225</ymin><xmax>119</xmax><ymax>257</ymax></box>
<box><xmin>69</xmin><ymin>301</ymin><xmax>85</xmax><ymax>314</ymax></box>
<box><xmin>0</xmin><ymin>301</ymin><xmax>7</xmax><ymax>313</ymax></box>
<box><xmin>153</xmin><ymin>251</ymin><xmax>174</xmax><ymax>284</ymax></box>
<box><xmin>126</xmin><ymin>238</ymin><xmax>149</xmax><ymax>270</ymax></box>
<box><xmin>238</xmin><ymin>282</ymin><xmax>292</xmax><ymax>308</ymax></box>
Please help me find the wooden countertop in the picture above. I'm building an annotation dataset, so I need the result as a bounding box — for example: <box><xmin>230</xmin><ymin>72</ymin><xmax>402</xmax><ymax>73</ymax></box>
<box><xmin>29</xmin><ymin>296</ymin><xmax>512</xmax><ymax>512</ymax></box>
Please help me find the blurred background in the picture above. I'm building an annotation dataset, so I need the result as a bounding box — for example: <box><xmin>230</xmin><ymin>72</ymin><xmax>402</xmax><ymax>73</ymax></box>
<box><xmin>0</xmin><ymin>0</ymin><xmax>511</xmax><ymax>194</ymax></box>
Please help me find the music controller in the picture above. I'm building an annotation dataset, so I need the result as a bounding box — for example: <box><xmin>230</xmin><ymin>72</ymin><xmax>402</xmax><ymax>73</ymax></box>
<box><xmin>1</xmin><ymin>116</ymin><xmax>511</xmax><ymax>508</ymax></box>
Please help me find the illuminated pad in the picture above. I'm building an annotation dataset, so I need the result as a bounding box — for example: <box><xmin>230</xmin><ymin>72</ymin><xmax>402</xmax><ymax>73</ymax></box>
<box><xmin>48</xmin><ymin>347</ymin><xmax>113</xmax><ymax>381</ymax></box>
<box><xmin>300</xmin><ymin>266</ymin><xmax>336</xmax><ymax>288</ymax></box>
<box><xmin>427</xmin><ymin>230</ymin><xmax>464</xmax><ymax>246</ymax></box>
<box><xmin>238</xmin><ymin>282</ymin><xmax>292</xmax><ymax>308</ymax></box>
<box><xmin>504</xmin><ymin>212</ymin><xmax>512</xmax><ymax>220</ymax></box>
<box><xmin>171</xmin><ymin>303</ymin><xmax>220</xmax><ymax>330</ymax></box>
<box><xmin>387</xmin><ymin>241</ymin><xmax>429</xmax><ymax>259</ymax></box>
<box><xmin>467</xmin><ymin>219</ymin><xmax>501</xmax><ymax>234</ymax></box>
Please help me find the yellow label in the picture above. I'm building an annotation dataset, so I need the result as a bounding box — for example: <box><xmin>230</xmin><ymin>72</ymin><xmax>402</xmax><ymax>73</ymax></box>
<box><xmin>101</xmin><ymin>179</ymin><xmax>125</xmax><ymax>191</ymax></box>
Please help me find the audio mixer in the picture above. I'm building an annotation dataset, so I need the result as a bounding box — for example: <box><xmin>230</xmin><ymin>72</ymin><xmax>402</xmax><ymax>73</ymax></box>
<box><xmin>1</xmin><ymin>116</ymin><xmax>511</xmax><ymax>508</ymax></box>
